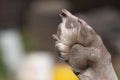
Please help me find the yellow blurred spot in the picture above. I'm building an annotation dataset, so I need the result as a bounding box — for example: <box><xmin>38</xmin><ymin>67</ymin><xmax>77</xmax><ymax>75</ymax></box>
<box><xmin>53</xmin><ymin>64</ymin><xmax>79</xmax><ymax>80</ymax></box>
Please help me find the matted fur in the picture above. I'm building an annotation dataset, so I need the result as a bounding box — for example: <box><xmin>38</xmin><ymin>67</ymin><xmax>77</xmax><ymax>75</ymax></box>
<box><xmin>53</xmin><ymin>9</ymin><xmax>118</xmax><ymax>80</ymax></box>
<box><xmin>53</xmin><ymin>9</ymin><xmax>97</xmax><ymax>60</ymax></box>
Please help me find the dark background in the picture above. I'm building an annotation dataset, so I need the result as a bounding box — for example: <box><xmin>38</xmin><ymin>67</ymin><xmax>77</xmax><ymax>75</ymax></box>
<box><xmin>0</xmin><ymin>0</ymin><xmax>120</xmax><ymax>80</ymax></box>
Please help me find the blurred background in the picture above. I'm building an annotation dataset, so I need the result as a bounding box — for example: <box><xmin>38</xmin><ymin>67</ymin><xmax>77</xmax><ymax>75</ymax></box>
<box><xmin>0</xmin><ymin>0</ymin><xmax>120</xmax><ymax>80</ymax></box>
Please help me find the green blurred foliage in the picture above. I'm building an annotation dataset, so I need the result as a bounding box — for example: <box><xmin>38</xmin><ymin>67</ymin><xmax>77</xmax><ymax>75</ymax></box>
<box><xmin>0</xmin><ymin>49</ymin><xmax>8</xmax><ymax>80</ymax></box>
<box><xmin>21</xmin><ymin>30</ymin><xmax>33</xmax><ymax>53</ymax></box>
<box><xmin>114</xmin><ymin>65</ymin><xmax>120</xmax><ymax>79</ymax></box>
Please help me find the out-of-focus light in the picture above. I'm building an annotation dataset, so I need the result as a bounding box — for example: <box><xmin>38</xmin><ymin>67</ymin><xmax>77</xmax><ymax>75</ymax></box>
<box><xmin>16</xmin><ymin>52</ymin><xmax>54</xmax><ymax>80</ymax></box>
<box><xmin>0</xmin><ymin>29</ymin><xmax>25</xmax><ymax>72</ymax></box>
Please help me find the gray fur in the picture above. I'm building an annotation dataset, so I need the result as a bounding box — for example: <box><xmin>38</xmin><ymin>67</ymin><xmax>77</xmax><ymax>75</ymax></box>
<box><xmin>53</xmin><ymin>9</ymin><xmax>118</xmax><ymax>80</ymax></box>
